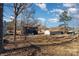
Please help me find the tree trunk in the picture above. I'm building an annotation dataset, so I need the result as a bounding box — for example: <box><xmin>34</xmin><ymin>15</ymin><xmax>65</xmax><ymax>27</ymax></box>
<box><xmin>0</xmin><ymin>3</ymin><xmax>4</xmax><ymax>51</ymax></box>
<box><xmin>14</xmin><ymin>15</ymin><xmax>17</xmax><ymax>46</ymax></box>
<box><xmin>64</xmin><ymin>21</ymin><xmax>68</xmax><ymax>33</ymax></box>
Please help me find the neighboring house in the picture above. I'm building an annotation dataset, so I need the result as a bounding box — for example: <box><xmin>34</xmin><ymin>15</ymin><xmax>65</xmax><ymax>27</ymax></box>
<box><xmin>7</xmin><ymin>29</ymin><xmax>22</xmax><ymax>35</ymax></box>
<box><xmin>6</xmin><ymin>30</ymin><xmax>14</xmax><ymax>35</ymax></box>
<box><xmin>48</xmin><ymin>26</ymin><xmax>75</xmax><ymax>35</ymax></box>
<box><xmin>23</xmin><ymin>25</ymin><xmax>38</xmax><ymax>35</ymax></box>
<box><xmin>50</xmin><ymin>31</ymin><xmax>64</xmax><ymax>35</ymax></box>
<box><xmin>48</xmin><ymin>26</ymin><xmax>66</xmax><ymax>35</ymax></box>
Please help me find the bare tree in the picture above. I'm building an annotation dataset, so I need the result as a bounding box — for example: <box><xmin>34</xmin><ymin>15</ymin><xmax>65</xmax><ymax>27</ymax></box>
<box><xmin>0</xmin><ymin>3</ymin><xmax>4</xmax><ymax>51</ymax></box>
<box><xmin>21</xmin><ymin>8</ymin><xmax>41</xmax><ymax>27</ymax></box>
<box><xmin>13</xmin><ymin>3</ymin><xmax>32</xmax><ymax>45</ymax></box>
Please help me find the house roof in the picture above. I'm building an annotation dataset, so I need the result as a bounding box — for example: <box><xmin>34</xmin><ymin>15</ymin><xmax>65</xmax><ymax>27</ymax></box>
<box><xmin>48</xmin><ymin>26</ymin><xmax>66</xmax><ymax>32</ymax></box>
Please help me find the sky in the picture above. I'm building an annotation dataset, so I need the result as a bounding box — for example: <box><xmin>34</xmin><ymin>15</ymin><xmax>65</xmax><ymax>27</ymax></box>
<box><xmin>3</xmin><ymin>3</ymin><xmax>79</xmax><ymax>28</ymax></box>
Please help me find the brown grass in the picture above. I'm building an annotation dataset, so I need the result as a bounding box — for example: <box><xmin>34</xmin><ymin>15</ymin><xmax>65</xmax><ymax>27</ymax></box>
<box><xmin>3</xmin><ymin>34</ymin><xmax>79</xmax><ymax>56</ymax></box>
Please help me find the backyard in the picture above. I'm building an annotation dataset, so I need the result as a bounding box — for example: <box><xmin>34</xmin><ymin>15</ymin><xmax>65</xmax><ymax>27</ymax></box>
<box><xmin>0</xmin><ymin>34</ymin><xmax>79</xmax><ymax>56</ymax></box>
